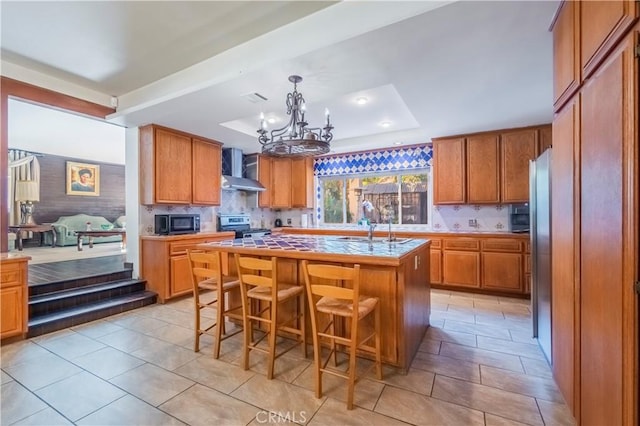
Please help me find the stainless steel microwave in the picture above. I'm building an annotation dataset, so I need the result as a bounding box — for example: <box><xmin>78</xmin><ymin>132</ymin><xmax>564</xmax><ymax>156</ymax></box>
<box><xmin>154</xmin><ymin>214</ymin><xmax>200</xmax><ymax>235</ymax></box>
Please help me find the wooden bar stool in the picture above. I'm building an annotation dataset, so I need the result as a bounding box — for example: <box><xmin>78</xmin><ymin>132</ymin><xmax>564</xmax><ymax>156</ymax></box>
<box><xmin>235</xmin><ymin>254</ymin><xmax>307</xmax><ymax>379</ymax></box>
<box><xmin>301</xmin><ymin>260</ymin><xmax>382</xmax><ymax>410</ymax></box>
<box><xmin>187</xmin><ymin>249</ymin><xmax>243</xmax><ymax>359</ymax></box>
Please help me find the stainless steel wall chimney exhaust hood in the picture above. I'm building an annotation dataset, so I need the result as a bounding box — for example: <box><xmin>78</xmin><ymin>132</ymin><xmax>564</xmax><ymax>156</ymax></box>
<box><xmin>221</xmin><ymin>148</ymin><xmax>266</xmax><ymax>192</ymax></box>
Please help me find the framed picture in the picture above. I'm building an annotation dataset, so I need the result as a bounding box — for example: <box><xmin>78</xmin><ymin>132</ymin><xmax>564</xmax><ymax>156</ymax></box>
<box><xmin>66</xmin><ymin>161</ymin><xmax>100</xmax><ymax>196</ymax></box>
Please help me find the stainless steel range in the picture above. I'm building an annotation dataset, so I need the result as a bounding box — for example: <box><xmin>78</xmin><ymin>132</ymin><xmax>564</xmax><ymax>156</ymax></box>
<box><xmin>217</xmin><ymin>214</ymin><xmax>271</xmax><ymax>238</ymax></box>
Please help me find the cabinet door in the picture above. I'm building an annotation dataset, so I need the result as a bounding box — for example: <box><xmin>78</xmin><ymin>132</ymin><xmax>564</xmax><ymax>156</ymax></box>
<box><xmin>430</xmin><ymin>250</ymin><xmax>441</xmax><ymax>284</ymax></box>
<box><xmin>433</xmin><ymin>138</ymin><xmax>466</xmax><ymax>204</ymax></box>
<box><xmin>501</xmin><ymin>129</ymin><xmax>537</xmax><ymax>203</ymax></box>
<box><xmin>581</xmin><ymin>0</ymin><xmax>637</xmax><ymax>79</ymax></box>
<box><xmin>192</xmin><ymin>139</ymin><xmax>221</xmax><ymax>205</ymax></box>
<box><xmin>291</xmin><ymin>157</ymin><xmax>313</xmax><ymax>208</ymax></box>
<box><xmin>539</xmin><ymin>125</ymin><xmax>553</xmax><ymax>154</ymax></box>
<box><xmin>0</xmin><ymin>286</ymin><xmax>24</xmax><ymax>338</ymax></box>
<box><xmin>271</xmin><ymin>158</ymin><xmax>292</xmax><ymax>208</ymax></box>
<box><xmin>551</xmin><ymin>97</ymin><xmax>578</xmax><ymax>412</ymax></box>
<box><xmin>155</xmin><ymin>129</ymin><xmax>192</xmax><ymax>204</ymax></box>
<box><xmin>579</xmin><ymin>36</ymin><xmax>637</xmax><ymax>426</ymax></box>
<box><xmin>481</xmin><ymin>252</ymin><xmax>523</xmax><ymax>293</ymax></box>
<box><xmin>466</xmin><ymin>134</ymin><xmax>500</xmax><ymax>204</ymax></box>
<box><xmin>553</xmin><ymin>0</ymin><xmax>580</xmax><ymax>111</ymax></box>
<box><xmin>258</xmin><ymin>155</ymin><xmax>272</xmax><ymax>208</ymax></box>
<box><xmin>170</xmin><ymin>255</ymin><xmax>194</xmax><ymax>297</ymax></box>
<box><xmin>442</xmin><ymin>251</ymin><xmax>480</xmax><ymax>288</ymax></box>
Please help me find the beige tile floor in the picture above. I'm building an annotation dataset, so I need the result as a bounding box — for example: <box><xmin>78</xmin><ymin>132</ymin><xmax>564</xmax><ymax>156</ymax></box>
<box><xmin>1</xmin><ymin>289</ymin><xmax>576</xmax><ymax>425</ymax></box>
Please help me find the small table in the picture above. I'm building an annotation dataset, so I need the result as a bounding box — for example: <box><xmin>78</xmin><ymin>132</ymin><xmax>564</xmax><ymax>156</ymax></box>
<box><xmin>8</xmin><ymin>224</ymin><xmax>56</xmax><ymax>251</ymax></box>
<box><xmin>76</xmin><ymin>229</ymin><xmax>127</xmax><ymax>251</ymax></box>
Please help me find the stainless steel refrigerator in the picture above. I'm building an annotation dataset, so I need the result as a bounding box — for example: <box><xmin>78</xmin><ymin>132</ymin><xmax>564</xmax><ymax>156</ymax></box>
<box><xmin>530</xmin><ymin>147</ymin><xmax>552</xmax><ymax>364</ymax></box>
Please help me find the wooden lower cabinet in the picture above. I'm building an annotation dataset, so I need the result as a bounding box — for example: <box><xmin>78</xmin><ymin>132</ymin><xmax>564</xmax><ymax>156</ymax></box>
<box><xmin>437</xmin><ymin>236</ymin><xmax>527</xmax><ymax>295</ymax></box>
<box><xmin>442</xmin><ymin>251</ymin><xmax>480</xmax><ymax>288</ymax></box>
<box><xmin>140</xmin><ymin>232</ymin><xmax>235</xmax><ymax>303</ymax></box>
<box><xmin>170</xmin><ymin>255</ymin><xmax>193</xmax><ymax>296</ymax></box>
<box><xmin>481</xmin><ymin>252</ymin><xmax>523</xmax><ymax>293</ymax></box>
<box><xmin>430</xmin><ymin>249</ymin><xmax>442</xmax><ymax>284</ymax></box>
<box><xmin>1</xmin><ymin>256</ymin><xmax>29</xmax><ymax>341</ymax></box>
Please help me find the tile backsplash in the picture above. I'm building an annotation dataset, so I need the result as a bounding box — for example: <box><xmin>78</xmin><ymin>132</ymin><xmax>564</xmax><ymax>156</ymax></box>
<box><xmin>138</xmin><ymin>192</ymin><xmax>509</xmax><ymax>235</ymax></box>
<box><xmin>431</xmin><ymin>204</ymin><xmax>509</xmax><ymax>232</ymax></box>
<box><xmin>138</xmin><ymin>191</ymin><xmax>303</xmax><ymax>235</ymax></box>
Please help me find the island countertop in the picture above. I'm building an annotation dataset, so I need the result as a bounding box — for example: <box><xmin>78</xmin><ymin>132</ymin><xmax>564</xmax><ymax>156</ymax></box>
<box><xmin>196</xmin><ymin>233</ymin><xmax>431</xmax><ymax>266</ymax></box>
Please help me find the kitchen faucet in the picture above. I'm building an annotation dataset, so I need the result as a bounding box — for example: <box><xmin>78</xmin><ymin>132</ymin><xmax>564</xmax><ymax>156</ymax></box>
<box><xmin>368</xmin><ymin>223</ymin><xmax>377</xmax><ymax>243</ymax></box>
<box><xmin>388</xmin><ymin>215</ymin><xmax>394</xmax><ymax>242</ymax></box>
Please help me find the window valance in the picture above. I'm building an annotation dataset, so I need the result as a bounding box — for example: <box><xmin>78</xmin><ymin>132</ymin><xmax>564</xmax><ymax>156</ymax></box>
<box><xmin>313</xmin><ymin>144</ymin><xmax>432</xmax><ymax>177</ymax></box>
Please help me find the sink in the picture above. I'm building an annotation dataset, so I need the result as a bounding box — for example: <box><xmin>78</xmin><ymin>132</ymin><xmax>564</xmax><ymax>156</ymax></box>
<box><xmin>334</xmin><ymin>236</ymin><xmax>413</xmax><ymax>244</ymax></box>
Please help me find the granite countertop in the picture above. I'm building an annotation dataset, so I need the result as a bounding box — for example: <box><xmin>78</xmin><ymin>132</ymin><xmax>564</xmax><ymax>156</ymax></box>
<box><xmin>199</xmin><ymin>234</ymin><xmax>431</xmax><ymax>266</ymax></box>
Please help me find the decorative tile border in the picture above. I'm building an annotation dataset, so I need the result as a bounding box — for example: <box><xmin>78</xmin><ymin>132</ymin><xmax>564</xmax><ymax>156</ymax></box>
<box><xmin>313</xmin><ymin>145</ymin><xmax>432</xmax><ymax>176</ymax></box>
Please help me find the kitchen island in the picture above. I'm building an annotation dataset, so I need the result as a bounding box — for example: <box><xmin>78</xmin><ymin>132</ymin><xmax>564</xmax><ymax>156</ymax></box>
<box><xmin>197</xmin><ymin>234</ymin><xmax>431</xmax><ymax>371</ymax></box>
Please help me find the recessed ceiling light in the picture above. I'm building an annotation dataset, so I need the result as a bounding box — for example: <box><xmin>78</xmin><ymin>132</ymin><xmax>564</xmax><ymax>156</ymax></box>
<box><xmin>394</xmin><ymin>141</ymin><xmax>402</xmax><ymax>146</ymax></box>
<box><xmin>267</xmin><ymin>117</ymin><xmax>276</xmax><ymax>124</ymax></box>
<box><xmin>356</xmin><ymin>97</ymin><xmax>368</xmax><ymax>105</ymax></box>
<box><xmin>379</xmin><ymin>121</ymin><xmax>392</xmax><ymax>128</ymax></box>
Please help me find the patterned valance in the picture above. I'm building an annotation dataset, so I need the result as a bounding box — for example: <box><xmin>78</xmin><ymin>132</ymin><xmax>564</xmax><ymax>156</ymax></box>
<box><xmin>314</xmin><ymin>144</ymin><xmax>432</xmax><ymax>177</ymax></box>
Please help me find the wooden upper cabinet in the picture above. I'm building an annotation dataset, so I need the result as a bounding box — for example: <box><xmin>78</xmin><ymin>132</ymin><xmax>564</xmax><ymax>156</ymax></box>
<box><xmin>433</xmin><ymin>138</ymin><xmax>466</xmax><ymax>204</ymax></box>
<box><xmin>291</xmin><ymin>157</ymin><xmax>314</xmax><ymax>208</ymax></box>
<box><xmin>257</xmin><ymin>155</ymin><xmax>272</xmax><ymax>208</ymax></box>
<box><xmin>466</xmin><ymin>134</ymin><xmax>500</xmax><ymax>204</ymax></box>
<box><xmin>580</xmin><ymin>0</ymin><xmax>638</xmax><ymax>79</ymax></box>
<box><xmin>139</xmin><ymin>124</ymin><xmax>222</xmax><ymax>205</ymax></box>
<box><xmin>501</xmin><ymin>128</ymin><xmax>537</xmax><ymax>203</ymax></box>
<box><xmin>191</xmin><ymin>139</ymin><xmax>221</xmax><ymax>206</ymax></box>
<box><xmin>553</xmin><ymin>0</ymin><xmax>580</xmax><ymax>111</ymax></box>
<box><xmin>271</xmin><ymin>158</ymin><xmax>292</xmax><ymax>208</ymax></box>
<box><xmin>539</xmin><ymin>125</ymin><xmax>553</xmax><ymax>153</ymax></box>
<box><xmin>154</xmin><ymin>128</ymin><xmax>192</xmax><ymax>204</ymax></box>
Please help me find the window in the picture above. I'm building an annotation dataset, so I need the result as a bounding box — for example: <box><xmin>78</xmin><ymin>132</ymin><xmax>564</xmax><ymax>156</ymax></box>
<box><xmin>320</xmin><ymin>171</ymin><xmax>429</xmax><ymax>225</ymax></box>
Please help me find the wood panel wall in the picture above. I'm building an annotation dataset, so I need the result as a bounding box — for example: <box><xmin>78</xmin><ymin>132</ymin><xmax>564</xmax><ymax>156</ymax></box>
<box><xmin>26</xmin><ymin>153</ymin><xmax>125</xmax><ymax>224</ymax></box>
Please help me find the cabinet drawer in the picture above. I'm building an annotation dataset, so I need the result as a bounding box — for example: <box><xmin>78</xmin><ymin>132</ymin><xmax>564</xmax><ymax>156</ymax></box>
<box><xmin>443</xmin><ymin>238</ymin><xmax>480</xmax><ymax>251</ymax></box>
<box><xmin>0</xmin><ymin>263</ymin><xmax>21</xmax><ymax>288</ymax></box>
<box><xmin>481</xmin><ymin>239</ymin><xmax>521</xmax><ymax>252</ymax></box>
<box><xmin>429</xmin><ymin>238</ymin><xmax>441</xmax><ymax>249</ymax></box>
<box><xmin>170</xmin><ymin>240</ymin><xmax>206</xmax><ymax>255</ymax></box>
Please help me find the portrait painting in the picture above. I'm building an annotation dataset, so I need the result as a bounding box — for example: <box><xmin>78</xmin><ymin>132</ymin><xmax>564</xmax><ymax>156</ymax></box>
<box><xmin>66</xmin><ymin>161</ymin><xmax>100</xmax><ymax>196</ymax></box>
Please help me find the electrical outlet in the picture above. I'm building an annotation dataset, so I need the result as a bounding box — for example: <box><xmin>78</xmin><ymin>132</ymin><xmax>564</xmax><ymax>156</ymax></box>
<box><xmin>468</xmin><ymin>219</ymin><xmax>478</xmax><ymax>227</ymax></box>
<box><xmin>287</xmin><ymin>218</ymin><xmax>292</xmax><ymax>225</ymax></box>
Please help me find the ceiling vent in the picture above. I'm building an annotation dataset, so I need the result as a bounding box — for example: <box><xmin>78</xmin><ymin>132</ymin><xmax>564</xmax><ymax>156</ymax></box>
<box><xmin>241</xmin><ymin>92</ymin><xmax>268</xmax><ymax>103</ymax></box>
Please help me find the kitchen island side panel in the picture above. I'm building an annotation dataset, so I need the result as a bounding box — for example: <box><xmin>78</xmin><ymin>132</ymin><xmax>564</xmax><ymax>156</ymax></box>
<box><xmin>399</xmin><ymin>243</ymin><xmax>431</xmax><ymax>370</ymax></box>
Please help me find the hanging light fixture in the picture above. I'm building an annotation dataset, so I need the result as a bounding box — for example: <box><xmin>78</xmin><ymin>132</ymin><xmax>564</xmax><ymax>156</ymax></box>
<box><xmin>258</xmin><ymin>75</ymin><xmax>334</xmax><ymax>157</ymax></box>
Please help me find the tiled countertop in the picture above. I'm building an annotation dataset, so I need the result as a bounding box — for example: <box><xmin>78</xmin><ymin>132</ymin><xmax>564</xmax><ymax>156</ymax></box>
<box><xmin>198</xmin><ymin>234</ymin><xmax>431</xmax><ymax>266</ymax></box>
<box><xmin>275</xmin><ymin>227</ymin><xmax>528</xmax><ymax>238</ymax></box>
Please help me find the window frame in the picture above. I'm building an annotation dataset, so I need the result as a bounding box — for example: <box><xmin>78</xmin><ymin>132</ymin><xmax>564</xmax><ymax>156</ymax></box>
<box><xmin>318</xmin><ymin>168</ymin><xmax>430</xmax><ymax>225</ymax></box>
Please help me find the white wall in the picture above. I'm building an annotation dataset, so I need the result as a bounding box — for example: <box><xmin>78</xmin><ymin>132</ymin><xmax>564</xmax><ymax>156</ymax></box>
<box><xmin>8</xmin><ymin>99</ymin><xmax>125</xmax><ymax>165</ymax></box>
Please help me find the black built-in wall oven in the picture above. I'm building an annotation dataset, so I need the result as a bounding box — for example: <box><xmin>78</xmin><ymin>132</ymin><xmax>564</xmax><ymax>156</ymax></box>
<box><xmin>509</xmin><ymin>203</ymin><xmax>529</xmax><ymax>233</ymax></box>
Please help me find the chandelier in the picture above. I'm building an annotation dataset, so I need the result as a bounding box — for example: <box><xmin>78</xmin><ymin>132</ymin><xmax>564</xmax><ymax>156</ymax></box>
<box><xmin>258</xmin><ymin>75</ymin><xmax>334</xmax><ymax>157</ymax></box>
